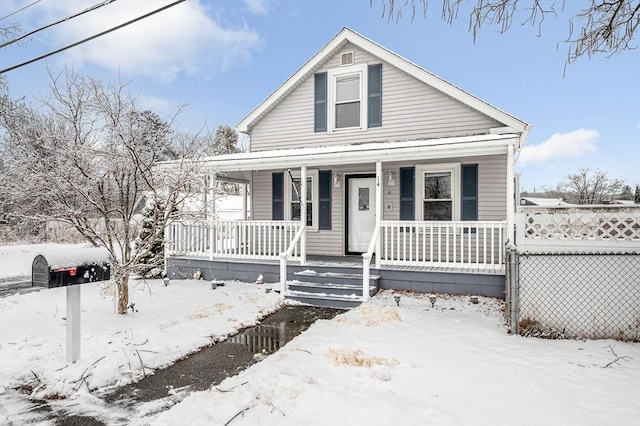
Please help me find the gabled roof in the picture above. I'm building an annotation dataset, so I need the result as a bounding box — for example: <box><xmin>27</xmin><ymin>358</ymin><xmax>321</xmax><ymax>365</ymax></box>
<box><xmin>237</xmin><ymin>27</ymin><xmax>530</xmax><ymax>143</ymax></box>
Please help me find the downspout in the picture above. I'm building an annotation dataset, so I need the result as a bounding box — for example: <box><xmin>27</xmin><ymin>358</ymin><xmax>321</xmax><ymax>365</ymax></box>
<box><xmin>506</xmin><ymin>144</ymin><xmax>515</xmax><ymax>244</ymax></box>
<box><xmin>375</xmin><ymin>161</ymin><xmax>382</xmax><ymax>269</ymax></box>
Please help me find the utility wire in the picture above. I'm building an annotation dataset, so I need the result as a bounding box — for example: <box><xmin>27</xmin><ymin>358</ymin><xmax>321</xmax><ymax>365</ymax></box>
<box><xmin>0</xmin><ymin>0</ymin><xmax>187</xmax><ymax>74</ymax></box>
<box><xmin>1</xmin><ymin>0</ymin><xmax>118</xmax><ymax>49</ymax></box>
<box><xmin>0</xmin><ymin>0</ymin><xmax>43</xmax><ymax>21</ymax></box>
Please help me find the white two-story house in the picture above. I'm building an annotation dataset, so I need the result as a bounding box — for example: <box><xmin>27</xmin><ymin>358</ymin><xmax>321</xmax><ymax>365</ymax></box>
<box><xmin>163</xmin><ymin>27</ymin><xmax>530</xmax><ymax>308</ymax></box>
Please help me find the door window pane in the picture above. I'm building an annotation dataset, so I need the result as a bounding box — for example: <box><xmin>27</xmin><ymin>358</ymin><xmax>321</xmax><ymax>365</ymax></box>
<box><xmin>358</xmin><ymin>187</ymin><xmax>369</xmax><ymax>211</ymax></box>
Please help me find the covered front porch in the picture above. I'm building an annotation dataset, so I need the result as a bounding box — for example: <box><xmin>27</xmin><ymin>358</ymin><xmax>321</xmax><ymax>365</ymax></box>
<box><xmin>160</xmin><ymin>133</ymin><xmax>519</xmax><ymax>305</ymax></box>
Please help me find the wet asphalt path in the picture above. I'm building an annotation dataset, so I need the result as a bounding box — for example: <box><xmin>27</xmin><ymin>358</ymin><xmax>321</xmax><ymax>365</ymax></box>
<box><xmin>20</xmin><ymin>305</ymin><xmax>345</xmax><ymax>425</ymax></box>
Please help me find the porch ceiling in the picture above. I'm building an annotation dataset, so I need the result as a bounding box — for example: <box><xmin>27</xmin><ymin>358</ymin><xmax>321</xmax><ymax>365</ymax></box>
<box><xmin>157</xmin><ymin>133</ymin><xmax>519</xmax><ymax>173</ymax></box>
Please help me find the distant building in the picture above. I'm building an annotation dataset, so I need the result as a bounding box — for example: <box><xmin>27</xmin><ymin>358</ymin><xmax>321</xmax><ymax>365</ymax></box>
<box><xmin>520</xmin><ymin>197</ymin><xmax>572</xmax><ymax>207</ymax></box>
<box><xmin>607</xmin><ymin>200</ymin><xmax>636</xmax><ymax>205</ymax></box>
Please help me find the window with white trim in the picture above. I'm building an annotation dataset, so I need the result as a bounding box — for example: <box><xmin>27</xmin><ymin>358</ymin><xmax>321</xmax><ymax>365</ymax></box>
<box><xmin>416</xmin><ymin>164</ymin><xmax>460</xmax><ymax>221</ymax></box>
<box><xmin>286</xmin><ymin>170</ymin><xmax>319</xmax><ymax>230</ymax></box>
<box><xmin>327</xmin><ymin>64</ymin><xmax>367</xmax><ymax>132</ymax></box>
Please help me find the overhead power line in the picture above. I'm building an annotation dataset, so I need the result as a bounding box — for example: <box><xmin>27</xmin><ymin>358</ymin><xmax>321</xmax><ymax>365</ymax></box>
<box><xmin>0</xmin><ymin>0</ymin><xmax>187</xmax><ymax>74</ymax></box>
<box><xmin>0</xmin><ymin>0</ymin><xmax>43</xmax><ymax>22</ymax></box>
<box><xmin>1</xmin><ymin>0</ymin><xmax>118</xmax><ymax>49</ymax></box>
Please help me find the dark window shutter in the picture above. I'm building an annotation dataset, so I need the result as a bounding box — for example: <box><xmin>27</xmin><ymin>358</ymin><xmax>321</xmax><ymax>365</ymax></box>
<box><xmin>318</xmin><ymin>170</ymin><xmax>332</xmax><ymax>230</ymax></box>
<box><xmin>314</xmin><ymin>73</ymin><xmax>327</xmax><ymax>132</ymax></box>
<box><xmin>368</xmin><ymin>64</ymin><xmax>382</xmax><ymax>128</ymax></box>
<box><xmin>461</xmin><ymin>164</ymin><xmax>478</xmax><ymax>221</ymax></box>
<box><xmin>272</xmin><ymin>172</ymin><xmax>284</xmax><ymax>220</ymax></box>
<box><xmin>400</xmin><ymin>167</ymin><xmax>415</xmax><ymax>220</ymax></box>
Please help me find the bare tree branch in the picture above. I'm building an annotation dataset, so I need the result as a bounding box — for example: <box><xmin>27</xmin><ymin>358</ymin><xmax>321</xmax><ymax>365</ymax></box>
<box><xmin>372</xmin><ymin>0</ymin><xmax>639</xmax><ymax>67</ymax></box>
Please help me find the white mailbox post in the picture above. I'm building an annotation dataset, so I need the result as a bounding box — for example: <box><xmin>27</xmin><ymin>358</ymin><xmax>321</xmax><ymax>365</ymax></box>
<box><xmin>31</xmin><ymin>253</ymin><xmax>111</xmax><ymax>363</ymax></box>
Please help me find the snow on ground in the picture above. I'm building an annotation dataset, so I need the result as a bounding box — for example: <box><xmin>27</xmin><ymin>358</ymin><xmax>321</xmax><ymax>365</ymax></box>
<box><xmin>0</xmin><ymin>243</ymin><xmax>109</xmax><ymax>280</ymax></box>
<box><xmin>146</xmin><ymin>292</ymin><xmax>640</xmax><ymax>426</ymax></box>
<box><xmin>1</xmin><ymin>244</ymin><xmax>639</xmax><ymax>425</ymax></box>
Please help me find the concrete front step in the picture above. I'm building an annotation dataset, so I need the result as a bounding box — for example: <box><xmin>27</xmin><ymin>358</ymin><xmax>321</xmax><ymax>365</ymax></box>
<box><xmin>284</xmin><ymin>290</ymin><xmax>363</xmax><ymax>309</ymax></box>
<box><xmin>294</xmin><ymin>270</ymin><xmax>380</xmax><ymax>287</ymax></box>
<box><xmin>284</xmin><ymin>269</ymin><xmax>380</xmax><ymax>308</ymax></box>
<box><xmin>287</xmin><ymin>280</ymin><xmax>377</xmax><ymax>297</ymax></box>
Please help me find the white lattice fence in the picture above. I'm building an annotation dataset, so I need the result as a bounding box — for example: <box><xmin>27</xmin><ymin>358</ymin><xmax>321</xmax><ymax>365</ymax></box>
<box><xmin>516</xmin><ymin>206</ymin><xmax>640</xmax><ymax>252</ymax></box>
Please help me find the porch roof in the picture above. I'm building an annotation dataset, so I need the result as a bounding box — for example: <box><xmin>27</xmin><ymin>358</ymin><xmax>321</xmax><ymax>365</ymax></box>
<box><xmin>158</xmin><ymin>133</ymin><xmax>519</xmax><ymax>173</ymax></box>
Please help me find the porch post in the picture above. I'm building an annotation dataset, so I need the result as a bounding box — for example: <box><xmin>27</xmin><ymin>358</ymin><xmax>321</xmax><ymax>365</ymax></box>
<box><xmin>242</xmin><ymin>182</ymin><xmax>248</xmax><ymax>220</ymax></box>
<box><xmin>300</xmin><ymin>165</ymin><xmax>307</xmax><ymax>264</ymax></box>
<box><xmin>506</xmin><ymin>144</ymin><xmax>515</xmax><ymax>244</ymax></box>
<box><xmin>375</xmin><ymin>161</ymin><xmax>382</xmax><ymax>269</ymax></box>
<box><xmin>209</xmin><ymin>172</ymin><xmax>216</xmax><ymax>260</ymax></box>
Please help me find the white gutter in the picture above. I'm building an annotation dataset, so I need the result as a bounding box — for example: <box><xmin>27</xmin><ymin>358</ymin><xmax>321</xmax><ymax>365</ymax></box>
<box><xmin>156</xmin><ymin>134</ymin><xmax>520</xmax><ymax>173</ymax></box>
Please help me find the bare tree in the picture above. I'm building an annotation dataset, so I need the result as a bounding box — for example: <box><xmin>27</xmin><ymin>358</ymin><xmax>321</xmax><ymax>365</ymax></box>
<box><xmin>372</xmin><ymin>0</ymin><xmax>639</xmax><ymax>65</ymax></box>
<box><xmin>0</xmin><ymin>71</ymin><xmax>206</xmax><ymax>314</ymax></box>
<box><xmin>558</xmin><ymin>168</ymin><xmax>626</xmax><ymax>204</ymax></box>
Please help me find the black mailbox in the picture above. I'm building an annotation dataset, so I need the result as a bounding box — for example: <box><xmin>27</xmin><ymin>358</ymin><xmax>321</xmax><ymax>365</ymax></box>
<box><xmin>32</xmin><ymin>255</ymin><xmax>111</xmax><ymax>288</ymax></box>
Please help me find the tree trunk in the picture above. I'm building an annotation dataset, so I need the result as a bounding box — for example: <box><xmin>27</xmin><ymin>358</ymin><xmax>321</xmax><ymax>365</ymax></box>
<box><xmin>117</xmin><ymin>274</ymin><xmax>129</xmax><ymax>315</ymax></box>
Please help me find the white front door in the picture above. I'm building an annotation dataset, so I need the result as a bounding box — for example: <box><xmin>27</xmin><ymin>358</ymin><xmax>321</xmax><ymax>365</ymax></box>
<box><xmin>347</xmin><ymin>176</ymin><xmax>377</xmax><ymax>253</ymax></box>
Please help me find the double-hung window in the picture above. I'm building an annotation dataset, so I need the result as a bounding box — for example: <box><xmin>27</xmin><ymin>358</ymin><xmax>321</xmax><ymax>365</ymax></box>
<box><xmin>286</xmin><ymin>170</ymin><xmax>319</xmax><ymax>230</ymax></box>
<box><xmin>335</xmin><ymin>74</ymin><xmax>361</xmax><ymax>128</ymax></box>
<box><xmin>416</xmin><ymin>164</ymin><xmax>460</xmax><ymax>221</ymax></box>
<box><xmin>327</xmin><ymin>64</ymin><xmax>367</xmax><ymax>132</ymax></box>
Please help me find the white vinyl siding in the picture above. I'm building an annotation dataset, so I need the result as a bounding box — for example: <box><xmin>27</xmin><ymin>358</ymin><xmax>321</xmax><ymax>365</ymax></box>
<box><xmin>249</xmin><ymin>43</ymin><xmax>501</xmax><ymax>152</ymax></box>
<box><xmin>250</xmin><ymin>154</ymin><xmax>506</xmax><ymax>256</ymax></box>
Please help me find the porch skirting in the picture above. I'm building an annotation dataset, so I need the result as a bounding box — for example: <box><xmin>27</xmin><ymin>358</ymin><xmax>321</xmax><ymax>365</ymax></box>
<box><xmin>167</xmin><ymin>256</ymin><xmax>506</xmax><ymax>299</ymax></box>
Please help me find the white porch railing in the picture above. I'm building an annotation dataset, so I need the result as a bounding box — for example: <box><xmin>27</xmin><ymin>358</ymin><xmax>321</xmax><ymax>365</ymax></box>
<box><xmin>280</xmin><ymin>224</ymin><xmax>307</xmax><ymax>293</ymax></box>
<box><xmin>165</xmin><ymin>220</ymin><xmax>302</xmax><ymax>261</ymax></box>
<box><xmin>378</xmin><ymin>220</ymin><xmax>507</xmax><ymax>270</ymax></box>
<box><xmin>362</xmin><ymin>223</ymin><xmax>381</xmax><ymax>303</ymax></box>
<box><xmin>516</xmin><ymin>206</ymin><xmax>640</xmax><ymax>253</ymax></box>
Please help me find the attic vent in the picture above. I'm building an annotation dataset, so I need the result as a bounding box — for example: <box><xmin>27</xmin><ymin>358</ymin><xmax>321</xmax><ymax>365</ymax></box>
<box><xmin>340</xmin><ymin>51</ymin><xmax>354</xmax><ymax>66</ymax></box>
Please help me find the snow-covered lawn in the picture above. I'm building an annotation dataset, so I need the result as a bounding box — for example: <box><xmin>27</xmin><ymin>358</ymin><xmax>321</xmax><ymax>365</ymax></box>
<box><xmin>1</xmin><ymin>244</ymin><xmax>639</xmax><ymax>425</ymax></box>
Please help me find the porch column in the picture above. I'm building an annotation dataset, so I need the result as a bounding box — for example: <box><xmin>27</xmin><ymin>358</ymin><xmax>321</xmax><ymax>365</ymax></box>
<box><xmin>241</xmin><ymin>182</ymin><xmax>248</xmax><ymax>220</ymax></box>
<box><xmin>506</xmin><ymin>144</ymin><xmax>515</xmax><ymax>244</ymax></box>
<box><xmin>375</xmin><ymin>161</ymin><xmax>382</xmax><ymax>269</ymax></box>
<box><xmin>209</xmin><ymin>172</ymin><xmax>216</xmax><ymax>260</ymax></box>
<box><xmin>300</xmin><ymin>165</ymin><xmax>307</xmax><ymax>265</ymax></box>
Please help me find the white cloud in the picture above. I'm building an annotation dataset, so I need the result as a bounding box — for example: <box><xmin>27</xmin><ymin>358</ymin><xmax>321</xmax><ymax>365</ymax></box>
<box><xmin>518</xmin><ymin>128</ymin><xmax>599</xmax><ymax>166</ymax></box>
<box><xmin>136</xmin><ymin>94</ymin><xmax>178</xmax><ymax>115</ymax></box>
<box><xmin>244</xmin><ymin>0</ymin><xmax>269</xmax><ymax>15</ymax></box>
<box><xmin>37</xmin><ymin>0</ymin><xmax>261</xmax><ymax>81</ymax></box>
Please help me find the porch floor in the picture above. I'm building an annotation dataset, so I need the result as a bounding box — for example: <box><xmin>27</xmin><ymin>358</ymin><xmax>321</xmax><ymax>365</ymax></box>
<box><xmin>194</xmin><ymin>254</ymin><xmax>505</xmax><ymax>275</ymax></box>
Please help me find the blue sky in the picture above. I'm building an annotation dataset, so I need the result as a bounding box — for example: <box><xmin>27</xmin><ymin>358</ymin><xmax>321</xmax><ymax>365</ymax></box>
<box><xmin>1</xmin><ymin>0</ymin><xmax>638</xmax><ymax>191</ymax></box>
